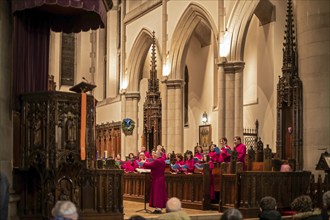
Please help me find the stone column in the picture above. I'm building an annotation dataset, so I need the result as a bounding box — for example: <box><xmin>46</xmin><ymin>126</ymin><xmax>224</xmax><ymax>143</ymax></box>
<box><xmin>122</xmin><ymin>91</ymin><xmax>140</xmax><ymax>156</ymax></box>
<box><xmin>165</xmin><ymin>79</ymin><xmax>184</xmax><ymax>153</ymax></box>
<box><xmin>234</xmin><ymin>62</ymin><xmax>244</xmax><ymax>138</ymax></box>
<box><xmin>217</xmin><ymin>59</ymin><xmax>226</xmax><ymax>140</ymax></box>
<box><xmin>296</xmin><ymin>0</ymin><xmax>330</xmax><ymax>172</ymax></box>
<box><xmin>223</xmin><ymin>61</ymin><xmax>245</xmax><ymax>142</ymax></box>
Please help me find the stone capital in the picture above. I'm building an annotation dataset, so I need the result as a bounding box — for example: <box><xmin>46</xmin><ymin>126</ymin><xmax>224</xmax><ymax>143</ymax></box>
<box><xmin>164</xmin><ymin>79</ymin><xmax>184</xmax><ymax>89</ymax></box>
<box><xmin>124</xmin><ymin>91</ymin><xmax>140</xmax><ymax>100</ymax></box>
<box><xmin>223</xmin><ymin>61</ymin><xmax>245</xmax><ymax>74</ymax></box>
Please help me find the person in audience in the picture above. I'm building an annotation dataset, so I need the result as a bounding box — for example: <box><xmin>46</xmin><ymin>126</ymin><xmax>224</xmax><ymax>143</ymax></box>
<box><xmin>291</xmin><ymin>195</ymin><xmax>322</xmax><ymax>220</ymax></box>
<box><xmin>52</xmin><ymin>200</ymin><xmax>78</xmax><ymax>220</ymax></box>
<box><xmin>233</xmin><ymin>136</ymin><xmax>246</xmax><ymax>170</ymax></box>
<box><xmin>321</xmin><ymin>191</ymin><xmax>330</xmax><ymax>220</ymax></box>
<box><xmin>182</xmin><ymin>150</ymin><xmax>195</xmax><ymax>174</ymax></box>
<box><xmin>194</xmin><ymin>145</ymin><xmax>203</xmax><ymax>162</ymax></box>
<box><xmin>139</xmin><ymin>146</ymin><xmax>151</xmax><ymax>158</ymax></box>
<box><xmin>142</xmin><ymin>150</ymin><xmax>167</xmax><ymax>214</ymax></box>
<box><xmin>208</xmin><ymin>144</ymin><xmax>219</xmax><ymax>163</ymax></box>
<box><xmin>128</xmin><ymin>215</ymin><xmax>146</xmax><ymax>220</ymax></box>
<box><xmin>221</xmin><ymin>208</ymin><xmax>243</xmax><ymax>220</ymax></box>
<box><xmin>219</xmin><ymin>137</ymin><xmax>231</xmax><ymax>163</ymax></box>
<box><xmin>258</xmin><ymin>196</ymin><xmax>281</xmax><ymax>220</ymax></box>
<box><xmin>195</xmin><ymin>154</ymin><xmax>215</xmax><ymax>201</ymax></box>
<box><xmin>0</xmin><ymin>171</ymin><xmax>9</xmax><ymax>220</ymax></box>
<box><xmin>158</xmin><ymin>197</ymin><xmax>191</xmax><ymax>220</ymax></box>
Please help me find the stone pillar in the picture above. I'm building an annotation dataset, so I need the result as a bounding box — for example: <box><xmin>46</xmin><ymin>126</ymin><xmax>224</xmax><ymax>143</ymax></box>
<box><xmin>234</xmin><ymin>63</ymin><xmax>244</xmax><ymax>138</ymax></box>
<box><xmin>296</xmin><ymin>0</ymin><xmax>330</xmax><ymax>171</ymax></box>
<box><xmin>165</xmin><ymin>79</ymin><xmax>184</xmax><ymax>153</ymax></box>
<box><xmin>217</xmin><ymin>59</ymin><xmax>226</xmax><ymax>140</ymax></box>
<box><xmin>122</xmin><ymin>91</ymin><xmax>140</xmax><ymax>156</ymax></box>
<box><xmin>223</xmin><ymin>61</ymin><xmax>245</xmax><ymax>142</ymax></box>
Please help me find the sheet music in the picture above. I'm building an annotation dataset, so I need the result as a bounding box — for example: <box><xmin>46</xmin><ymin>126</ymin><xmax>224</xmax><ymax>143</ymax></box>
<box><xmin>136</xmin><ymin>168</ymin><xmax>151</xmax><ymax>173</ymax></box>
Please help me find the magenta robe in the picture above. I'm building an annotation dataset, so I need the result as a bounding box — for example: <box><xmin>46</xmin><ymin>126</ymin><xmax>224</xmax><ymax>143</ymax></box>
<box><xmin>219</xmin><ymin>145</ymin><xmax>231</xmax><ymax>163</ymax></box>
<box><xmin>142</xmin><ymin>158</ymin><xmax>167</xmax><ymax>208</ymax></box>
<box><xmin>235</xmin><ymin>143</ymin><xmax>246</xmax><ymax>169</ymax></box>
<box><xmin>208</xmin><ymin>151</ymin><xmax>219</xmax><ymax>163</ymax></box>
<box><xmin>185</xmin><ymin>158</ymin><xmax>195</xmax><ymax>173</ymax></box>
<box><xmin>194</xmin><ymin>152</ymin><xmax>203</xmax><ymax>161</ymax></box>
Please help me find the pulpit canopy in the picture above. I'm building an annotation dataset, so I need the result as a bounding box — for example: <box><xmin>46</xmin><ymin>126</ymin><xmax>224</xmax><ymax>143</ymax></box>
<box><xmin>11</xmin><ymin>0</ymin><xmax>113</xmax><ymax>33</ymax></box>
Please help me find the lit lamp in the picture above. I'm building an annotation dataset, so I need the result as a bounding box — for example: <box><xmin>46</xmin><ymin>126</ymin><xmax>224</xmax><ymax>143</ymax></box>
<box><xmin>202</xmin><ymin>112</ymin><xmax>208</xmax><ymax>124</ymax></box>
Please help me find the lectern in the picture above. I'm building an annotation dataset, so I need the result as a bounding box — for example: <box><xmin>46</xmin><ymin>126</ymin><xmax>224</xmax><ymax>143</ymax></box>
<box><xmin>69</xmin><ymin>81</ymin><xmax>96</xmax><ymax>93</ymax></box>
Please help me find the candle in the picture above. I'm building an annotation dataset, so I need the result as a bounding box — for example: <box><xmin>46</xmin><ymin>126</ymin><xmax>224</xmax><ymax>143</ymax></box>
<box><xmin>104</xmin><ymin>150</ymin><xmax>108</xmax><ymax>159</ymax></box>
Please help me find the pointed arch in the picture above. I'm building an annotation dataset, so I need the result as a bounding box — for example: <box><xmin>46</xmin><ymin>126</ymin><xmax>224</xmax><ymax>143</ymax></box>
<box><xmin>169</xmin><ymin>2</ymin><xmax>218</xmax><ymax>80</ymax></box>
<box><xmin>126</xmin><ymin>28</ymin><xmax>162</xmax><ymax>92</ymax></box>
<box><xmin>226</xmin><ymin>0</ymin><xmax>275</xmax><ymax>61</ymax></box>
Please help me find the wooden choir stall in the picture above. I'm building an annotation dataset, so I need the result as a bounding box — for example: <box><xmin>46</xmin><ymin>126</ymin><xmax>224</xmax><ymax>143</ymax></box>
<box><xmin>13</xmin><ymin>84</ymin><xmax>124</xmax><ymax>220</ymax></box>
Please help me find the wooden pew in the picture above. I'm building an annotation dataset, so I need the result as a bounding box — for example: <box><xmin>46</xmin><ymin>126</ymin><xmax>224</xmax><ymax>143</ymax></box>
<box><xmin>219</xmin><ymin>171</ymin><xmax>311</xmax><ymax>218</ymax></box>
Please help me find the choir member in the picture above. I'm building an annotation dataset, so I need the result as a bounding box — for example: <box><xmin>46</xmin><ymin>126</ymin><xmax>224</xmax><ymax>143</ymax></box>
<box><xmin>182</xmin><ymin>150</ymin><xmax>194</xmax><ymax>174</ymax></box>
<box><xmin>140</xmin><ymin>146</ymin><xmax>151</xmax><ymax>158</ymax></box>
<box><xmin>208</xmin><ymin>144</ymin><xmax>219</xmax><ymax>163</ymax></box>
<box><xmin>219</xmin><ymin>137</ymin><xmax>231</xmax><ymax>163</ymax></box>
<box><xmin>122</xmin><ymin>153</ymin><xmax>137</xmax><ymax>172</ymax></box>
<box><xmin>142</xmin><ymin>151</ymin><xmax>167</xmax><ymax>214</ymax></box>
<box><xmin>171</xmin><ymin>153</ymin><xmax>185</xmax><ymax>173</ymax></box>
<box><xmin>233</xmin><ymin>136</ymin><xmax>246</xmax><ymax>170</ymax></box>
<box><xmin>194</xmin><ymin>145</ymin><xmax>203</xmax><ymax>162</ymax></box>
<box><xmin>195</xmin><ymin>154</ymin><xmax>215</xmax><ymax>200</ymax></box>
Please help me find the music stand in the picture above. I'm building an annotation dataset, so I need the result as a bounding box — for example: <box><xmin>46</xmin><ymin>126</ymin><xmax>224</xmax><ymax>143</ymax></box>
<box><xmin>69</xmin><ymin>81</ymin><xmax>96</xmax><ymax>93</ymax></box>
<box><xmin>136</xmin><ymin>169</ymin><xmax>152</xmax><ymax>213</ymax></box>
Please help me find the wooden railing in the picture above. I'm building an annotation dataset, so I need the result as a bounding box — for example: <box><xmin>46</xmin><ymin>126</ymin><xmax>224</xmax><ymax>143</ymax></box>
<box><xmin>123</xmin><ymin>164</ymin><xmax>211</xmax><ymax>210</ymax></box>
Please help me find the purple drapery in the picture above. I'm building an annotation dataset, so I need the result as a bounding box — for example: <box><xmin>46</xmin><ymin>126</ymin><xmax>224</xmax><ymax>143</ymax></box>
<box><xmin>12</xmin><ymin>11</ymin><xmax>50</xmax><ymax>110</ymax></box>
<box><xmin>11</xmin><ymin>0</ymin><xmax>111</xmax><ymax>110</ymax></box>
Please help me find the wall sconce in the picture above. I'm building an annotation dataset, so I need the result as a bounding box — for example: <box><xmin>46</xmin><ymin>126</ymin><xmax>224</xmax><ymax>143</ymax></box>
<box><xmin>202</xmin><ymin>112</ymin><xmax>208</xmax><ymax>124</ymax></box>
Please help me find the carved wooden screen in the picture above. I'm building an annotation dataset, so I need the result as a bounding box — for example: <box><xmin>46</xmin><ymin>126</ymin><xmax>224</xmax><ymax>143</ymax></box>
<box><xmin>96</xmin><ymin>122</ymin><xmax>121</xmax><ymax>159</ymax></box>
<box><xmin>243</xmin><ymin>119</ymin><xmax>259</xmax><ymax>149</ymax></box>
<box><xmin>276</xmin><ymin>0</ymin><xmax>303</xmax><ymax>170</ymax></box>
<box><xmin>143</xmin><ymin>32</ymin><xmax>162</xmax><ymax>151</ymax></box>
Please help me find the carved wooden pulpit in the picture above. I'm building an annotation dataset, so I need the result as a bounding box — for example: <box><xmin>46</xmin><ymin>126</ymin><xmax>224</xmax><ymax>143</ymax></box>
<box><xmin>13</xmin><ymin>91</ymin><xmax>123</xmax><ymax>219</ymax></box>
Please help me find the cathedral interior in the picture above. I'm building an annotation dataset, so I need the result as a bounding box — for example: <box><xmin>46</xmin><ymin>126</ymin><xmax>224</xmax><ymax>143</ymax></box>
<box><xmin>0</xmin><ymin>0</ymin><xmax>329</xmax><ymax>219</ymax></box>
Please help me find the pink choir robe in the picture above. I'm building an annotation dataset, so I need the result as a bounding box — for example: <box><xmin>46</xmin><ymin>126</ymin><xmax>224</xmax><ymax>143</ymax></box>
<box><xmin>219</xmin><ymin>145</ymin><xmax>231</xmax><ymax>163</ymax></box>
<box><xmin>235</xmin><ymin>143</ymin><xmax>246</xmax><ymax>169</ymax></box>
<box><xmin>142</xmin><ymin>158</ymin><xmax>167</xmax><ymax>208</ymax></box>
<box><xmin>173</xmin><ymin>160</ymin><xmax>185</xmax><ymax>172</ymax></box>
<box><xmin>184</xmin><ymin>158</ymin><xmax>195</xmax><ymax>174</ymax></box>
<box><xmin>194</xmin><ymin>152</ymin><xmax>203</xmax><ymax>162</ymax></box>
<box><xmin>208</xmin><ymin>151</ymin><xmax>219</xmax><ymax>163</ymax></box>
<box><xmin>142</xmin><ymin>151</ymin><xmax>151</xmax><ymax>158</ymax></box>
<box><xmin>122</xmin><ymin>160</ymin><xmax>137</xmax><ymax>172</ymax></box>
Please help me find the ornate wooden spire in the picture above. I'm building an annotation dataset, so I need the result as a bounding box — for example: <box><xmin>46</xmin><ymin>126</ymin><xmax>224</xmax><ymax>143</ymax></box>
<box><xmin>143</xmin><ymin>31</ymin><xmax>162</xmax><ymax>151</ymax></box>
<box><xmin>276</xmin><ymin>0</ymin><xmax>303</xmax><ymax>171</ymax></box>
<box><xmin>148</xmin><ymin>31</ymin><xmax>160</xmax><ymax>93</ymax></box>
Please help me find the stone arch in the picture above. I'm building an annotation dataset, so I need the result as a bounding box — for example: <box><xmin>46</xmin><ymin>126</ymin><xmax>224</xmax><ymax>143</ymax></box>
<box><xmin>169</xmin><ymin>2</ymin><xmax>218</xmax><ymax>80</ymax></box>
<box><xmin>226</xmin><ymin>0</ymin><xmax>274</xmax><ymax>61</ymax></box>
<box><xmin>126</xmin><ymin>28</ymin><xmax>162</xmax><ymax>92</ymax></box>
